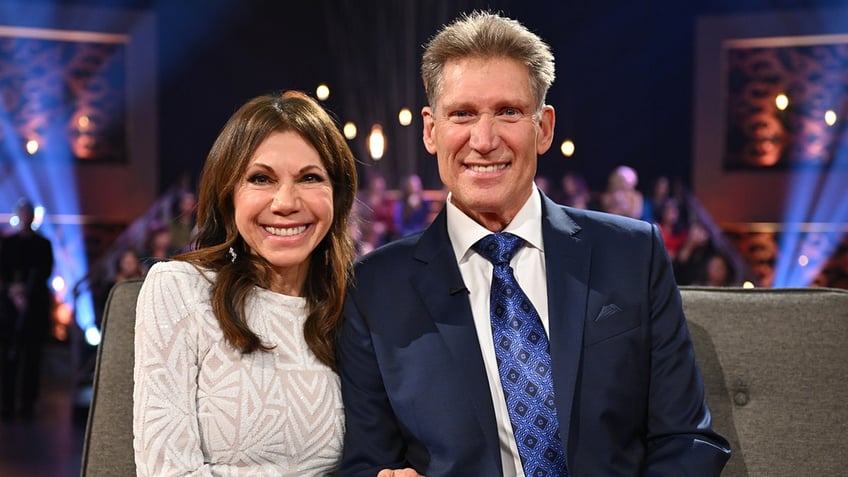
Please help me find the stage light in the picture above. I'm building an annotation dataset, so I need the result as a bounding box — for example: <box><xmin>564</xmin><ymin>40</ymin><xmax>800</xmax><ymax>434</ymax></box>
<box><xmin>316</xmin><ymin>84</ymin><xmax>330</xmax><ymax>101</ymax></box>
<box><xmin>398</xmin><ymin>108</ymin><xmax>412</xmax><ymax>126</ymax></box>
<box><xmin>824</xmin><ymin>110</ymin><xmax>837</xmax><ymax>126</ymax></box>
<box><xmin>85</xmin><ymin>327</ymin><xmax>102</xmax><ymax>347</ymax></box>
<box><xmin>33</xmin><ymin>204</ymin><xmax>44</xmax><ymax>230</ymax></box>
<box><xmin>775</xmin><ymin>94</ymin><xmax>789</xmax><ymax>111</ymax></box>
<box><xmin>343</xmin><ymin>121</ymin><xmax>357</xmax><ymax>140</ymax></box>
<box><xmin>773</xmin><ymin>155</ymin><xmax>848</xmax><ymax>287</ymax></box>
<box><xmin>52</xmin><ymin>275</ymin><xmax>66</xmax><ymax>293</ymax></box>
<box><xmin>560</xmin><ymin>139</ymin><xmax>575</xmax><ymax>157</ymax></box>
<box><xmin>368</xmin><ymin>124</ymin><xmax>385</xmax><ymax>160</ymax></box>
<box><xmin>26</xmin><ymin>139</ymin><xmax>39</xmax><ymax>154</ymax></box>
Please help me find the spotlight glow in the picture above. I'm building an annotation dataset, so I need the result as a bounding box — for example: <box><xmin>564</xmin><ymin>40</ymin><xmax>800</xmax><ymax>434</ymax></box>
<box><xmin>775</xmin><ymin>94</ymin><xmax>789</xmax><ymax>111</ymax></box>
<box><xmin>26</xmin><ymin>139</ymin><xmax>39</xmax><ymax>154</ymax></box>
<box><xmin>52</xmin><ymin>275</ymin><xmax>66</xmax><ymax>292</ymax></box>
<box><xmin>368</xmin><ymin>124</ymin><xmax>385</xmax><ymax>160</ymax></box>
<box><xmin>398</xmin><ymin>108</ymin><xmax>412</xmax><ymax>126</ymax></box>
<box><xmin>85</xmin><ymin>327</ymin><xmax>102</xmax><ymax>346</ymax></box>
<box><xmin>824</xmin><ymin>110</ymin><xmax>837</xmax><ymax>126</ymax></box>
<box><xmin>560</xmin><ymin>139</ymin><xmax>575</xmax><ymax>157</ymax></box>
<box><xmin>343</xmin><ymin>122</ymin><xmax>357</xmax><ymax>140</ymax></box>
<box><xmin>316</xmin><ymin>84</ymin><xmax>330</xmax><ymax>101</ymax></box>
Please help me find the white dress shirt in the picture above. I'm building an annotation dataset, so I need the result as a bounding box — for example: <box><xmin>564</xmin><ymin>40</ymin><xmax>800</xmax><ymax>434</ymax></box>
<box><xmin>446</xmin><ymin>186</ymin><xmax>549</xmax><ymax>477</ymax></box>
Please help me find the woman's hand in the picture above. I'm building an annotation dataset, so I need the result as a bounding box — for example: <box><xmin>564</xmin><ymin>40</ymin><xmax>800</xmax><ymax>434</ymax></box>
<box><xmin>377</xmin><ymin>468</ymin><xmax>424</xmax><ymax>477</ymax></box>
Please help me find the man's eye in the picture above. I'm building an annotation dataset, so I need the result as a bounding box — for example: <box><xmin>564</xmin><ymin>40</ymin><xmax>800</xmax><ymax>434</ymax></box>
<box><xmin>499</xmin><ymin>108</ymin><xmax>522</xmax><ymax>122</ymax></box>
<box><xmin>448</xmin><ymin>111</ymin><xmax>472</xmax><ymax>123</ymax></box>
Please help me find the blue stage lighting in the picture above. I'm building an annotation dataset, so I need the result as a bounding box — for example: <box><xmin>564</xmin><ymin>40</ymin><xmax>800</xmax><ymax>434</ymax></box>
<box><xmin>774</xmin><ymin>139</ymin><xmax>848</xmax><ymax>287</ymax></box>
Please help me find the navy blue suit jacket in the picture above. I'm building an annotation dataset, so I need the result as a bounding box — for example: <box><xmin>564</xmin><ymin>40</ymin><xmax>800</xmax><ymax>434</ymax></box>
<box><xmin>337</xmin><ymin>193</ymin><xmax>731</xmax><ymax>476</ymax></box>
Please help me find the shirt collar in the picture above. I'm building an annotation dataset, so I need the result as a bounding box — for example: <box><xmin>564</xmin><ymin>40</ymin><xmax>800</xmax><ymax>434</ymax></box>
<box><xmin>447</xmin><ymin>186</ymin><xmax>545</xmax><ymax>264</ymax></box>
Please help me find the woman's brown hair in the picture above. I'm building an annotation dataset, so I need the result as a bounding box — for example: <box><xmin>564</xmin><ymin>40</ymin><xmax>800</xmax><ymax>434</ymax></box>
<box><xmin>177</xmin><ymin>91</ymin><xmax>357</xmax><ymax>370</ymax></box>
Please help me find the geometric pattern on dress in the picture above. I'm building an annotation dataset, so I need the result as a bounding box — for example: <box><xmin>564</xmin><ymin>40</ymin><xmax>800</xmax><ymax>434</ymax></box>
<box><xmin>133</xmin><ymin>261</ymin><xmax>343</xmax><ymax>476</ymax></box>
<box><xmin>473</xmin><ymin>232</ymin><xmax>569</xmax><ymax>477</ymax></box>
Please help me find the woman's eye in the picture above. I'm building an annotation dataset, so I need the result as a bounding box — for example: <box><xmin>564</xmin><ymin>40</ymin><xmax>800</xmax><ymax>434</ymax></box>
<box><xmin>302</xmin><ymin>173</ymin><xmax>326</xmax><ymax>183</ymax></box>
<box><xmin>246</xmin><ymin>174</ymin><xmax>271</xmax><ymax>184</ymax></box>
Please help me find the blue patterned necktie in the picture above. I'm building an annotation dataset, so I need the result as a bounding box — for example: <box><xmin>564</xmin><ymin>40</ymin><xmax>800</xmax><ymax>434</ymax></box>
<box><xmin>473</xmin><ymin>232</ymin><xmax>568</xmax><ymax>477</ymax></box>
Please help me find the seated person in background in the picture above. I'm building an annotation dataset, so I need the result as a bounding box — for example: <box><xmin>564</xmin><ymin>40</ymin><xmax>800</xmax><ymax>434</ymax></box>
<box><xmin>167</xmin><ymin>189</ymin><xmax>198</xmax><ymax>253</ymax></box>
<box><xmin>673</xmin><ymin>220</ymin><xmax>715</xmax><ymax>286</ymax></box>
<box><xmin>533</xmin><ymin>174</ymin><xmax>552</xmax><ymax>197</ymax></box>
<box><xmin>646</xmin><ymin>175</ymin><xmax>670</xmax><ymax>223</ymax></box>
<box><xmin>93</xmin><ymin>248</ymin><xmax>146</xmax><ymax>329</ymax></box>
<box><xmin>358</xmin><ymin>172</ymin><xmax>396</xmax><ymax>246</ymax></box>
<box><xmin>133</xmin><ymin>91</ymin><xmax>358</xmax><ymax>476</ymax></box>
<box><xmin>138</xmin><ymin>222</ymin><xmax>178</xmax><ymax>273</ymax></box>
<box><xmin>600</xmin><ymin>165</ymin><xmax>648</xmax><ymax>221</ymax></box>
<box><xmin>553</xmin><ymin>170</ymin><xmax>590</xmax><ymax>209</ymax></box>
<box><xmin>394</xmin><ymin>173</ymin><xmax>432</xmax><ymax>238</ymax></box>
<box><xmin>701</xmin><ymin>251</ymin><xmax>737</xmax><ymax>287</ymax></box>
<box><xmin>656</xmin><ymin>197</ymin><xmax>688</xmax><ymax>261</ymax></box>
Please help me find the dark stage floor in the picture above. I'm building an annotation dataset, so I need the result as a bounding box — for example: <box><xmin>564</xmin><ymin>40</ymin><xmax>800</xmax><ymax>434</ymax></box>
<box><xmin>0</xmin><ymin>343</ymin><xmax>88</xmax><ymax>477</ymax></box>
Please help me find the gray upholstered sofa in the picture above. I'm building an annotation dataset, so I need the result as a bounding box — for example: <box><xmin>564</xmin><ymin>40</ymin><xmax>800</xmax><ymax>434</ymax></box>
<box><xmin>79</xmin><ymin>280</ymin><xmax>848</xmax><ymax>476</ymax></box>
<box><xmin>681</xmin><ymin>286</ymin><xmax>848</xmax><ymax>476</ymax></box>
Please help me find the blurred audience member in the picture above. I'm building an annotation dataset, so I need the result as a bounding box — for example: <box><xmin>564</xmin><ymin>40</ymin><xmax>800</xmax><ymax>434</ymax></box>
<box><xmin>0</xmin><ymin>198</ymin><xmax>55</xmax><ymax>421</ymax></box>
<box><xmin>554</xmin><ymin>171</ymin><xmax>590</xmax><ymax>209</ymax></box>
<box><xmin>394</xmin><ymin>173</ymin><xmax>432</xmax><ymax>238</ymax></box>
<box><xmin>91</xmin><ymin>248</ymin><xmax>146</xmax><ymax>330</ymax></box>
<box><xmin>167</xmin><ymin>190</ymin><xmax>198</xmax><ymax>253</ymax></box>
<box><xmin>673</xmin><ymin>221</ymin><xmax>715</xmax><ymax>286</ymax></box>
<box><xmin>112</xmin><ymin>248</ymin><xmax>146</xmax><ymax>283</ymax></box>
<box><xmin>533</xmin><ymin>174</ymin><xmax>552</xmax><ymax>197</ymax></box>
<box><xmin>359</xmin><ymin>172</ymin><xmax>396</xmax><ymax>246</ymax></box>
<box><xmin>656</xmin><ymin>198</ymin><xmax>688</xmax><ymax>261</ymax></box>
<box><xmin>600</xmin><ymin>165</ymin><xmax>648</xmax><ymax>220</ymax></box>
<box><xmin>646</xmin><ymin>176</ymin><xmax>670</xmax><ymax>223</ymax></box>
<box><xmin>139</xmin><ymin>222</ymin><xmax>177</xmax><ymax>273</ymax></box>
<box><xmin>701</xmin><ymin>252</ymin><xmax>737</xmax><ymax>287</ymax></box>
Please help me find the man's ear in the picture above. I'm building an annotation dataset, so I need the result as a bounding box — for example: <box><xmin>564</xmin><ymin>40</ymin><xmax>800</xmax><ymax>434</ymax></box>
<box><xmin>536</xmin><ymin>105</ymin><xmax>556</xmax><ymax>155</ymax></box>
<box><xmin>422</xmin><ymin>106</ymin><xmax>437</xmax><ymax>154</ymax></box>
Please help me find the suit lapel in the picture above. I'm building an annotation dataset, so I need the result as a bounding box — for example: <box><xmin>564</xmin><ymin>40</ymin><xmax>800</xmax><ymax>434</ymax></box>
<box><xmin>540</xmin><ymin>194</ymin><xmax>590</xmax><ymax>458</ymax></box>
<box><xmin>410</xmin><ymin>210</ymin><xmax>502</xmax><ymax>469</ymax></box>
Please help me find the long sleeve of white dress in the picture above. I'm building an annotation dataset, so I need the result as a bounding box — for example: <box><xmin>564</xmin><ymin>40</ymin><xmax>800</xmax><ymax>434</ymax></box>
<box><xmin>133</xmin><ymin>261</ymin><xmax>343</xmax><ymax>477</ymax></box>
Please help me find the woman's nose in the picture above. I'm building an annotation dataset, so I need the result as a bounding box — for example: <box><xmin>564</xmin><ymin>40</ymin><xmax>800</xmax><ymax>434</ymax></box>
<box><xmin>271</xmin><ymin>183</ymin><xmax>300</xmax><ymax>212</ymax></box>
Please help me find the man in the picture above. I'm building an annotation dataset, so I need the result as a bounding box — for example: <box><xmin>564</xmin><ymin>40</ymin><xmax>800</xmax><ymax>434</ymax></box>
<box><xmin>337</xmin><ymin>11</ymin><xmax>731</xmax><ymax>476</ymax></box>
<box><xmin>0</xmin><ymin>199</ymin><xmax>54</xmax><ymax>421</ymax></box>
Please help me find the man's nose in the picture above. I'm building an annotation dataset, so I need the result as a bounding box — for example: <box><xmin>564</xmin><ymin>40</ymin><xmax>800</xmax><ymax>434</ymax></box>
<box><xmin>469</xmin><ymin>114</ymin><xmax>500</xmax><ymax>154</ymax></box>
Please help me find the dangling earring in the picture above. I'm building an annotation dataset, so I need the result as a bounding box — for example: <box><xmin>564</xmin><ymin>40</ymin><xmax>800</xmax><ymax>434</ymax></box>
<box><xmin>227</xmin><ymin>246</ymin><xmax>237</xmax><ymax>263</ymax></box>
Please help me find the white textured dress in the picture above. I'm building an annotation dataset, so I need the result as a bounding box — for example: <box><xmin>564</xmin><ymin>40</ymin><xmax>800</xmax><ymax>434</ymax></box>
<box><xmin>133</xmin><ymin>261</ymin><xmax>343</xmax><ymax>476</ymax></box>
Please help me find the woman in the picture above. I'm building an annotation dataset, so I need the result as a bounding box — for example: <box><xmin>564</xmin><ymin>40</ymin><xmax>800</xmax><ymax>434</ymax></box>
<box><xmin>133</xmin><ymin>91</ymin><xmax>357</xmax><ymax>476</ymax></box>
